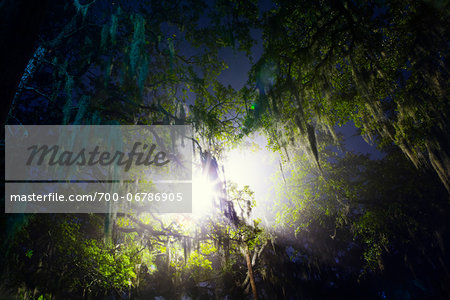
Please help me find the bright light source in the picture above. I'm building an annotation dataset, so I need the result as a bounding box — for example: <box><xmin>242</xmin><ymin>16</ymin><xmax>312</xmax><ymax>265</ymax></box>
<box><xmin>222</xmin><ymin>134</ymin><xmax>277</xmax><ymax>222</ymax></box>
<box><xmin>224</xmin><ymin>150</ymin><xmax>251</xmax><ymax>185</ymax></box>
<box><xmin>190</xmin><ymin>133</ymin><xmax>275</xmax><ymax>220</ymax></box>
<box><xmin>192</xmin><ymin>170</ymin><xmax>217</xmax><ymax>217</ymax></box>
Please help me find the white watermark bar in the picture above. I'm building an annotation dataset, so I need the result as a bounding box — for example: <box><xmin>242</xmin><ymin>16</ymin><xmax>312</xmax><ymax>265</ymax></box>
<box><xmin>5</xmin><ymin>125</ymin><xmax>192</xmax><ymax>213</ymax></box>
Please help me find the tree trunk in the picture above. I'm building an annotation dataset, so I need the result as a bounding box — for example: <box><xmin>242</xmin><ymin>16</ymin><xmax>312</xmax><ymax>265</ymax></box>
<box><xmin>167</xmin><ymin>239</ymin><xmax>171</xmax><ymax>272</ymax></box>
<box><xmin>244</xmin><ymin>245</ymin><xmax>258</xmax><ymax>300</ymax></box>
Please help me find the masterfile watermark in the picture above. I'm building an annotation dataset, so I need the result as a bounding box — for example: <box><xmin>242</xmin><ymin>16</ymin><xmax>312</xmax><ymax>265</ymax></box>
<box><xmin>26</xmin><ymin>142</ymin><xmax>170</xmax><ymax>171</ymax></box>
<box><xmin>5</xmin><ymin>125</ymin><xmax>193</xmax><ymax>213</ymax></box>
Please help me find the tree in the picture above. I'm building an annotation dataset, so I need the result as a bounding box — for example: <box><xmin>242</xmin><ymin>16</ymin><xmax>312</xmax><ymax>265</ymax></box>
<box><xmin>2</xmin><ymin>0</ymin><xmax>449</xmax><ymax>298</ymax></box>
<box><xmin>3</xmin><ymin>214</ymin><xmax>145</xmax><ymax>298</ymax></box>
<box><xmin>271</xmin><ymin>134</ymin><xmax>449</xmax><ymax>297</ymax></box>
<box><xmin>7</xmin><ymin>0</ymin><xmax>257</xmax><ymax>141</ymax></box>
<box><xmin>245</xmin><ymin>0</ymin><xmax>450</xmax><ymax>191</ymax></box>
<box><xmin>2</xmin><ymin>0</ymin><xmax>260</xmax><ymax>298</ymax></box>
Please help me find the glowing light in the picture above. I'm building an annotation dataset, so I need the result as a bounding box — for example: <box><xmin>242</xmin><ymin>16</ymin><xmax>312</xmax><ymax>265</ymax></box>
<box><xmin>192</xmin><ymin>170</ymin><xmax>217</xmax><ymax>217</ymax></box>
<box><xmin>222</xmin><ymin>135</ymin><xmax>276</xmax><ymax>221</ymax></box>
<box><xmin>189</xmin><ymin>134</ymin><xmax>275</xmax><ymax>220</ymax></box>
<box><xmin>223</xmin><ymin>148</ymin><xmax>267</xmax><ymax>186</ymax></box>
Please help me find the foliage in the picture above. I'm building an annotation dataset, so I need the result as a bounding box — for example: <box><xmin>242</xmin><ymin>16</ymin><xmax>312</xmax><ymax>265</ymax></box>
<box><xmin>1</xmin><ymin>0</ymin><xmax>449</xmax><ymax>299</ymax></box>
<box><xmin>272</xmin><ymin>135</ymin><xmax>449</xmax><ymax>285</ymax></box>
<box><xmin>2</xmin><ymin>214</ymin><xmax>145</xmax><ymax>298</ymax></box>
<box><xmin>244</xmin><ymin>0</ymin><xmax>450</xmax><ymax>191</ymax></box>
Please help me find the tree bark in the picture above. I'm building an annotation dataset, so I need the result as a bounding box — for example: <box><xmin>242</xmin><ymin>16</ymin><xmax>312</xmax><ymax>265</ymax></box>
<box><xmin>244</xmin><ymin>245</ymin><xmax>258</xmax><ymax>300</ymax></box>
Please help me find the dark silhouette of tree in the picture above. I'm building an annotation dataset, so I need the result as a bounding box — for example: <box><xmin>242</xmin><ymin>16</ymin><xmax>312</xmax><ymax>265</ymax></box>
<box><xmin>0</xmin><ymin>0</ymin><xmax>50</xmax><ymax>127</ymax></box>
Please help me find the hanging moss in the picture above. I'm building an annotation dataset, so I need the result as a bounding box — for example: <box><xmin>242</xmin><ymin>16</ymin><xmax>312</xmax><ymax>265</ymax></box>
<box><xmin>129</xmin><ymin>15</ymin><xmax>145</xmax><ymax>75</ymax></box>
<box><xmin>167</xmin><ymin>37</ymin><xmax>175</xmax><ymax>71</ymax></box>
<box><xmin>90</xmin><ymin>110</ymin><xmax>102</xmax><ymax>125</ymax></box>
<box><xmin>138</xmin><ymin>57</ymin><xmax>149</xmax><ymax>95</ymax></box>
<box><xmin>73</xmin><ymin>95</ymin><xmax>90</xmax><ymax>124</ymax></box>
<box><xmin>73</xmin><ymin>0</ymin><xmax>89</xmax><ymax>17</ymax></box>
<box><xmin>100</xmin><ymin>24</ymin><xmax>109</xmax><ymax>49</ymax></box>
<box><xmin>104</xmin><ymin>56</ymin><xmax>112</xmax><ymax>87</ymax></box>
<box><xmin>110</xmin><ymin>8</ymin><xmax>120</xmax><ymax>45</ymax></box>
<box><xmin>62</xmin><ymin>75</ymin><xmax>74</xmax><ymax>124</ymax></box>
<box><xmin>62</xmin><ymin>97</ymin><xmax>72</xmax><ymax>125</ymax></box>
